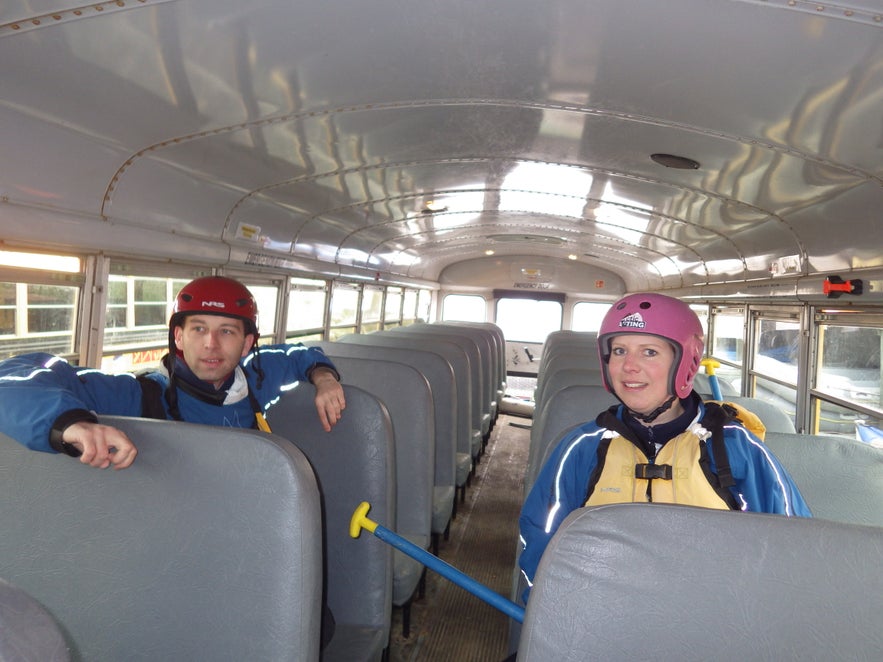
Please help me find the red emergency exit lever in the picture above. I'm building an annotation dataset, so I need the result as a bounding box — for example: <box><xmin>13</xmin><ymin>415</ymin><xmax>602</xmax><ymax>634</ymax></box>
<box><xmin>823</xmin><ymin>275</ymin><xmax>863</xmax><ymax>298</ymax></box>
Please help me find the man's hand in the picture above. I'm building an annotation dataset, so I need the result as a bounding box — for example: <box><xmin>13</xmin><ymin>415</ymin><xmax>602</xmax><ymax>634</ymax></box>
<box><xmin>311</xmin><ymin>368</ymin><xmax>346</xmax><ymax>432</ymax></box>
<box><xmin>62</xmin><ymin>421</ymin><xmax>138</xmax><ymax>470</ymax></box>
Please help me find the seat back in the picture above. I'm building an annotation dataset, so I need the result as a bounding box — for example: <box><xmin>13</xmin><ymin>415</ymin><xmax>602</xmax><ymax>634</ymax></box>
<box><xmin>310</xmin><ymin>340</ymin><xmax>456</xmax><ymax>497</ymax></box>
<box><xmin>764</xmin><ymin>431</ymin><xmax>883</xmax><ymax>526</ymax></box>
<box><xmin>387</xmin><ymin>326</ymin><xmax>490</xmax><ymax>438</ymax></box>
<box><xmin>519</xmin><ymin>503</ymin><xmax>883</xmax><ymax>661</ymax></box>
<box><xmin>692</xmin><ymin>371</ymin><xmax>739</xmax><ymax>397</ymax></box>
<box><xmin>540</xmin><ymin>331</ymin><xmax>597</xmax><ymax>360</ymax></box>
<box><xmin>268</xmin><ymin>384</ymin><xmax>395</xmax><ymax>661</ymax></box>
<box><xmin>0</xmin><ymin>577</ymin><xmax>70</xmax><ymax>662</ymax></box>
<box><xmin>441</xmin><ymin>321</ymin><xmax>506</xmax><ymax>414</ymax></box>
<box><xmin>332</xmin><ymin>355</ymin><xmax>434</xmax><ymax>543</ymax></box>
<box><xmin>534</xmin><ymin>350</ymin><xmax>599</xmax><ymax>400</ymax></box>
<box><xmin>715</xmin><ymin>395</ymin><xmax>796</xmax><ymax>434</ymax></box>
<box><xmin>533</xmin><ymin>367</ymin><xmax>603</xmax><ymax>415</ymax></box>
<box><xmin>421</xmin><ymin>324</ymin><xmax>496</xmax><ymax>427</ymax></box>
<box><xmin>0</xmin><ymin>417</ymin><xmax>323</xmax><ymax>661</ymax></box>
<box><xmin>341</xmin><ymin>333</ymin><xmax>476</xmax><ymax>461</ymax></box>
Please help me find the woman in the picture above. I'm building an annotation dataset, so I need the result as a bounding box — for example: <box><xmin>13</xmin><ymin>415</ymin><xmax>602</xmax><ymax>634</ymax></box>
<box><xmin>517</xmin><ymin>293</ymin><xmax>811</xmax><ymax>602</ymax></box>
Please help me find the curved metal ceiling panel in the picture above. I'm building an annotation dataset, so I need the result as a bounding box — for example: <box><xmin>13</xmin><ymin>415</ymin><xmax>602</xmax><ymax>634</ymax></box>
<box><xmin>0</xmin><ymin>0</ymin><xmax>881</xmax><ymax>290</ymax></box>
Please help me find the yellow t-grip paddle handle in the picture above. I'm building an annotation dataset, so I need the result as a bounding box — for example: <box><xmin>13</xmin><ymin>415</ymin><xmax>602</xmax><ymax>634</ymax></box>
<box><xmin>700</xmin><ymin>357</ymin><xmax>720</xmax><ymax>375</ymax></box>
<box><xmin>699</xmin><ymin>358</ymin><xmax>723</xmax><ymax>400</ymax></box>
<box><xmin>349</xmin><ymin>501</ymin><xmax>378</xmax><ymax>538</ymax></box>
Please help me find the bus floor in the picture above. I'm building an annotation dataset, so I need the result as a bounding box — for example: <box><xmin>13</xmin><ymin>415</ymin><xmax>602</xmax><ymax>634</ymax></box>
<box><xmin>388</xmin><ymin>413</ymin><xmax>530</xmax><ymax>662</ymax></box>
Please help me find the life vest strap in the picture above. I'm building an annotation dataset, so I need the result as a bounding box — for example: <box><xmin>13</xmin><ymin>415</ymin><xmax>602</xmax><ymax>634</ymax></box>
<box><xmin>635</xmin><ymin>463</ymin><xmax>673</xmax><ymax>480</ymax></box>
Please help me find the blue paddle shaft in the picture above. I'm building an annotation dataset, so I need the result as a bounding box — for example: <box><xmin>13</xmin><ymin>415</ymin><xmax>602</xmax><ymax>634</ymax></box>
<box><xmin>372</xmin><ymin>523</ymin><xmax>525</xmax><ymax>623</ymax></box>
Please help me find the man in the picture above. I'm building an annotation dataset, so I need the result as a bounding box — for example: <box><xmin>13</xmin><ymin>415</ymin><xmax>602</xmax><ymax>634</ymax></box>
<box><xmin>0</xmin><ymin>276</ymin><xmax>346</xmax><ymax>469</ymax></box>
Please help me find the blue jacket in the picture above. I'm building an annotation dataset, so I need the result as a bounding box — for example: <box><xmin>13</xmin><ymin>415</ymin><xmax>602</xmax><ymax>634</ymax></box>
<box><xmin>518</xmin><ymin>399</ymin><xmax>812</xmax><ymax>602</ymax></box>
<box><xmin>0</xmin><ymin>345</ymin><xmax>337</xmax><ymax>453</ymax></box>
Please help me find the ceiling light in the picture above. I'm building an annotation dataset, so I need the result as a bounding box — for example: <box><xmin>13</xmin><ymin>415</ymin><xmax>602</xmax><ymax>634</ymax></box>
<box><xmin>487</xmin><ymin>234</ymin><xmax>564</xmax><ymax>245</ymax></box>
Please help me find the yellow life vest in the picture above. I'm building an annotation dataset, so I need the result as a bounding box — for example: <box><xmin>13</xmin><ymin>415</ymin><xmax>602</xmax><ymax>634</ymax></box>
<box><xmin>584</xmin><ymin>430</ymin><xmax>734</xmax><ymax>510</ymax></box>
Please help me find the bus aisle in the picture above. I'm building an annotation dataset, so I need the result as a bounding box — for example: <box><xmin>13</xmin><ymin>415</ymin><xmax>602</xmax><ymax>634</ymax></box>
<box><xmin>388</xmin><ymin>413</ymin><xmax>530</xmax><ymax>661</ymax></box>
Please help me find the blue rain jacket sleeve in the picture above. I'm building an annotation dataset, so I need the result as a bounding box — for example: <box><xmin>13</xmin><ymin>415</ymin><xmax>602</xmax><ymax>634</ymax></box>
<box><xmin>243</xmin><ymin>343</ymin><xmax>339</xmax><ymax>411</ymax></box>
<box><xmin>0</xmin><ymin>344</ymin><xmax>339</xmax><ymax>454</ymax></box>
<box><xmin>0</xmin><ymin>353</ymin><xmax>143</xmax><ymax>453</ymax></box>
<box><xmin>518</xmin><ymin>422</ymin><xmax>606</xmax><ymax>603</ymax></box>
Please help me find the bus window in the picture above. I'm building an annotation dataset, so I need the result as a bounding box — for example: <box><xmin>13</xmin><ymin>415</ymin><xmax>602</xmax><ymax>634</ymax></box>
<box><xmin>286</xmin><ymin>277</ymin><xmax>328</xmax><ymax>342</ymax></box>
<box><xmin>495</xmin><ymin>298</ymin><xmax>561</xmax><ymax>343</ymax></box>
<box><xmin>361</xmin><ymin>286</ymin><xmax>384</xmax><ymax>334</ymax></box>
<box><xmin>102</xmin><ymin>275</ymin><xmax>189</xmax><ymax>373</ymax></box>
<box><xmin>402</xmin><ymin>289</ymin><xmax>419</xmax><ymax>325</ymax></box>
<box><xmin>571</xmin><ymin>302</ymin><xmax>610</xmax><ymax>332</ymax></box>
<box><xmin>417</xmin><ymin>289</ymin><xmax>432</xmax><ymax>323</ymax></box>
<box><xmin>384</xmin><ymin>287</ymin><xmax>403</xmax><ymax>328</ymax></box>
<box><xmin>0</xmin><ymin>282</ymin><xmax>80</xmax><ymax>360</ymax></box>
<box><xmin>0</xmin><ymin>251</ymin><xmax>83</xmax><ymax>360</ymax></box>
<box><xmin>815</xmin><ymin>322</ymin><xmax>881</xmax><ymax>435</ymax></box>
<box><xmin>750</xmin><ymin>314</ymin><xmax>801</xmax><ymax>429</ymax></box>
<box><xmin>0</xmin><ymin>282</ymin><xmax>12</xmax><ymax>336</ymax></box>
<box><xmin>329</xmin><ymin>281</ymin><xmax>360</xmax><ymax>340</ymax></box>
<box><xmin>443</xmin><ymin>294</ymin><xmax>486</xmax><ymax>322</ymax></box>
<box><xmin>753</xmin><ymin>318</ymin><xmax>800</xmax><ymax>382</ymax></box>
<box><xmin>709</xmin><ymin>306</ymin><xmax>745</xmax><ymax>387</ymax></box>
<box><xmin>245</xmin><ymin>284</ymin><xmax>279</xmax><ymax>339</ymax></box>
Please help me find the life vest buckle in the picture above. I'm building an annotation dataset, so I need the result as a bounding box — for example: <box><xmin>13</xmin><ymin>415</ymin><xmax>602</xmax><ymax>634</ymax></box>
<box><xmin>635</xmin><ymin>463</ymin><xmax>673</xmax><ymax>480</ymax></box>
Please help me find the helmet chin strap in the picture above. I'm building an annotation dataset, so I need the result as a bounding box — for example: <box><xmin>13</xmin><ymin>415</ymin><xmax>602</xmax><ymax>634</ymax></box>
<box><xmin>628</xmin><ymin>395</ymin><xmax>677</xmax><ymax>424</ymax></box>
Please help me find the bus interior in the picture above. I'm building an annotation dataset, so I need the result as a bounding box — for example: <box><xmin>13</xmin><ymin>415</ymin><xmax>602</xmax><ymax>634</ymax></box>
<box><xmin>0</xmin><ymin>1</ymin><xmax>882</xmax><ymax>660</ymax></box>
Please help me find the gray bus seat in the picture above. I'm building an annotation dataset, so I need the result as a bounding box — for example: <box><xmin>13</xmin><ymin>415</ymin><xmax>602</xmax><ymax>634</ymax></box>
<box><xmin>438</xmin><ymin>322</ymin><xmax>503</xmax><ymax>426</ymax></box>
<box><xmin>0</xmin><ymin>577</ymin><xmax>70</xmax><ymax>662</ymax></box>
<box><xmin>0</xmin><ymin>417</ymin><xmax>323</xmax><ymax>661</ymax></box>
<box><xmin>450</xmin><ymin>321</ymin><xmax>507</xmax><ymax>411</ymax></box>
<box><xmin>536</xmin><ymin>347</ymin><xmax>598</xmax><ymax>379</ymax></box>
<box><xmin>340</xmin><ymin>333</ymin><xmax>476</xmax><ymax>495</ymax></box>
<box><xmin>309</xmin><ymin>340</ymin><xmax>456</xmax><ymax>549</ymax></box>
<box><xmin>764</xmin><ymin>431</ymin><xmax>883</xmax><ymax>527</ymax></box>
<box><xmin>533</xmin><ymin>367</ymin><xmax>603</xmax><ymax>416</ymax></box>
<box><xmin>540</xmin><ymin>331</ymin><xmax>597</xmax><ymax>359</ymax></box>
<box><xmin>537</xmin><ymin>332</ymin><xmax>596</xmax><ymax>368</ymax></box>
<box><xmin>692</xmin><ymin>371</ymin><xmax>739</xmax><ymax>398</ymax></box>
<box><xmin>268</xmin><ymin>383</ymin><xmax>395</xmax><ymax>662</ymax></box>
<box><xmin>713</xmin><ymin>395</ymin><xmax>797</xmax><ymax>434</ymax></box>
<box><xmin>415</xmin><ymin>323</ymin><xmax>497</xmax><ymax>440</ymax></box>
<box><xmin>518</xmin><ymin>503</ymin><xmax>883</xmax><ymax>661</ymax></box>
<box><xmin>330</xmin><ymin>355</ymin><xmax>434</xmax><ymax>636</ymax></box>
<box><xmin>384</xmin><ymin>327</ymin><xmax>490</xmax><ymax>454</ymax></box>
<box><xmin>534</xmin><ymin>351</ymin><xmax>600</xmax><ymax>404</ymax></box>
<box><xmin>429</xmin><ymin>323</ymin><xmax>498</xmax><ymax>434</ymax></box>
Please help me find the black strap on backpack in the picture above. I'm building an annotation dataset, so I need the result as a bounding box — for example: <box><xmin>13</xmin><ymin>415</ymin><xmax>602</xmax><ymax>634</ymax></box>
<box><xmin>700</xmin><ymin>402</ymin><xmax>736</xmax><ymax>490</ymax></box>
<box><xmin>136</xmin><ymin>374</ymin><xmax>168</xmax><ymax>420</ymax></box>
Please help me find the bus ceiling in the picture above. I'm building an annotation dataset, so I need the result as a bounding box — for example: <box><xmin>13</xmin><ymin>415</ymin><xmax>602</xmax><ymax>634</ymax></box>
<box><xmin>0</xmin><ymin>1</ymin><xmax>881</xmax><ymax>292</ymax></box>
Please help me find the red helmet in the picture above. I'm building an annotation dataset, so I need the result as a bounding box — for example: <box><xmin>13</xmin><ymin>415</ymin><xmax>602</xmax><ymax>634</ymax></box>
<box><xmin>598</xmin><ymin>293</ymin><xmax>704</xmax><ymax>399</ymax></box>
<box><xmin>170</xmin><ymin>276</ymin><xmax>258</xmax><ymax>336</ymax></box>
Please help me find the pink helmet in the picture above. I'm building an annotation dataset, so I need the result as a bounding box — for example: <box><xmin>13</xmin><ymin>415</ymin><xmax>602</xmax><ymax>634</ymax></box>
<box><xmin>598</xmin><ymin>293</ymin><xmax>704</xmax><ymax>399</ymax></box>
<box><xmin>170</xmin><ymin>276</ymin><xmax>259</xmax><ymax>337</ymax></box>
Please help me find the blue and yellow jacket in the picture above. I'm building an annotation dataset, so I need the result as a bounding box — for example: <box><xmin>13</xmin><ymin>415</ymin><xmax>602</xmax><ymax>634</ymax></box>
<box><xmin>518</xmin><ymin>395</ymin><xmax>812</xmax><ymax>602</ymax></box>
<box><xmin>0</xmin><ymin>345</ymin><xmax>337</xmax><ymax>453</ymax></box>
